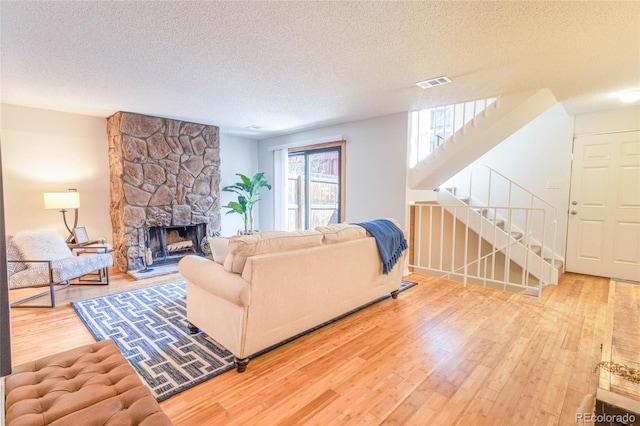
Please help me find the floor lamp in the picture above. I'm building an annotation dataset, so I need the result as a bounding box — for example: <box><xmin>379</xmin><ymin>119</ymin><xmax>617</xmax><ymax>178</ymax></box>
<box><xmin>44</xmin><ymin>190</ymin><xmax>80</xmax><ymax>243</ymax></box>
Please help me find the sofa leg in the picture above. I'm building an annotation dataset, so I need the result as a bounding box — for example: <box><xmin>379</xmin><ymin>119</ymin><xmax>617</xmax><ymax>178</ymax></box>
<box><xmin>390</xmin><ymin>289</ymin><xmax>400</xmax><ymax>299</ymax></box>
<box><xmin>187</xmin><ymin>322</ymin><xmax>200</xmax><ymax>334</ymax></box>
<box><xmin>234</xmin><ymin>357</ymin><xmax>249</xmax><ymax>373</ymax></box>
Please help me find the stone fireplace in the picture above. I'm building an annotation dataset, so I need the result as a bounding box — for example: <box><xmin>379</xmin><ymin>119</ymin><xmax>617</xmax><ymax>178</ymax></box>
<box><xmin>146</xmin><ymin>223</ymin><xmax>207</xmax><ymax>265</ymax></box>
<box><xmin>107</xmin><ymin>111</ymin><xmax>221</xmax><ymax>272</ymax></box>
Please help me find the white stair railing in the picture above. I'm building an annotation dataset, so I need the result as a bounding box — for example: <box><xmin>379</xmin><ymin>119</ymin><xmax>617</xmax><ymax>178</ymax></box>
<box><xmin>409</xmin><ymin>97</ymin><xmax>497</xmax><ymax>167</ymax></box>
<box><xmin>442</xmin><ymin>163</ymin><xmax>559</xmax><ymax>268</ymax></box>
<box><xmin>410</xmin><ymin>202</ymin><xmax>557</xmax><ymax>299</ymax></box>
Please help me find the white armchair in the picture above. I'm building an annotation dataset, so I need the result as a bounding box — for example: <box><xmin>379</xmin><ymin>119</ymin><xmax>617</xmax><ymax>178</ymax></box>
<box><xmin>6</xmin><ymin>229</ymin><xmax>113</xmax><ymax>308</ymax></box>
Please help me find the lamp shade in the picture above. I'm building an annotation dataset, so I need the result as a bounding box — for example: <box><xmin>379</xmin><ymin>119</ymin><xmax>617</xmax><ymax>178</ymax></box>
<box><xmin>44</xmin><ymin>192</ymin><xmax>80</xmax><ymax>210</ymax></box>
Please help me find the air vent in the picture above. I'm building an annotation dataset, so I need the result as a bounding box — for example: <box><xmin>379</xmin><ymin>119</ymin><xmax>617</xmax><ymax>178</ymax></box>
<box><xmin>416</xmin><ymin>76</ymin><xmax>452</xmax><ymax>89</ymax></box>
<box><xmin>246</xmin><ymin>125</ymin><xmax>262</xmax><ymax>130</ymax></box>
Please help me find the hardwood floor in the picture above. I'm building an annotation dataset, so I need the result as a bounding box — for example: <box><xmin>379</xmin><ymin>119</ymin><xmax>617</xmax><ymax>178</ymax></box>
<box><xmin>6</xmin><ymin>270</ymin><xmax>616</xmax><ymax>425</ymax></box>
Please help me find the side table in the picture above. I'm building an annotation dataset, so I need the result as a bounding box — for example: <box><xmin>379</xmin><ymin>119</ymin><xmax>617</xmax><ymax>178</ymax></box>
<box><xmin>69</xmin><ymin>244</ymin><xmax>114</xmax><ymax>284</ymax></box>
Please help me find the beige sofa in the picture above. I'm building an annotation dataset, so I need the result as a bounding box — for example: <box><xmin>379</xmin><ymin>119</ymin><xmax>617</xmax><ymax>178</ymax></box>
<box><xmin>178</xmin><ymin>221</ymin><xmax>407</xmax><ymax>372</ymax></box>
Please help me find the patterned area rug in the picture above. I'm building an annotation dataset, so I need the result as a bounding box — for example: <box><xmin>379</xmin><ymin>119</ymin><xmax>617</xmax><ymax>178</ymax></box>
<box><xmin>72</xmin><ymin>279</ymin><xmax>417</xmax><ymax>401</ymax></box>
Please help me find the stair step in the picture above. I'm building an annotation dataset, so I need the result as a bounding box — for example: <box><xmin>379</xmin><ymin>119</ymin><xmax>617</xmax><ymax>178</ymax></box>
<box><xmin>545</xmin><ymin>258</ymin><xmax>564</xmax><ymax>270</ymax></box>
<box><xmin>519</xmin><ymin>287</ymin><xmax>540</xmax><ymax>297</ymax></box>
<box><xmin>511</xmin><ymin>232</ymin><xmax>523</xmax><ymax>240</ymax></box>
<box><xmin>495</xmin><ymin>219</ymin><xmax>505</xmax><ymax>229</ymax></box>
<box><xmin>530</xmin><ymin>245</ymin><xmax>542</xmax><ymax>255</ymax></box>
<box><xmin>458</xmin><ymin>197</ymin><xmax>470</xmax><ymax>204</ymax></box>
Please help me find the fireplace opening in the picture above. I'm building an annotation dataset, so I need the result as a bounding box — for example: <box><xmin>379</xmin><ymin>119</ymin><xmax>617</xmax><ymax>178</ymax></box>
<box><xmin>146</xmin><ymin>224</ymin><xmax>206</xmax><ymax>266</ymax></box>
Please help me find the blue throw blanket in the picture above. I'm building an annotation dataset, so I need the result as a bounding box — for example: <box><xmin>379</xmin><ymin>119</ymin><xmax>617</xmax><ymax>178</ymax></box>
<box><xmin>355</xmin><ymin>219</ymin><xmax>408</xmax><ymax>274</ymax></box>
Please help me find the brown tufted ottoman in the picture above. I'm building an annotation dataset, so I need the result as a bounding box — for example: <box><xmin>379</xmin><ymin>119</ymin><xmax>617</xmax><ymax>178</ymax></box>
<box><xmin>4</xmin><ymin>340</ymin><xmax>173</xmax><ymax>425</ymax></box>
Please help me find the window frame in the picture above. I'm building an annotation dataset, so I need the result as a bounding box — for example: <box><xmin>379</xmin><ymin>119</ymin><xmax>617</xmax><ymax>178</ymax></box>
<box><xmin>288</xmin><ymin>140</ymin><xmax>346</xmax><ymax>230</ymax></box>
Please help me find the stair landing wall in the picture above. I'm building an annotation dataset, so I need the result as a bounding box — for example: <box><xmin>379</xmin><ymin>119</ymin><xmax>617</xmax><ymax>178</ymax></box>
<box><xmin>470</xmin><ymin>103</ymin><xmax>574</xmax><ymax>258</ymax></box>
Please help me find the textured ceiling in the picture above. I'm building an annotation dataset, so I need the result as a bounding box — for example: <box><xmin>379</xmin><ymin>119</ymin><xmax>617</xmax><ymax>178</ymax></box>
<box><xmin>1</xmin><ymin>1</ymin><xmax>639</xmax><ymax>138</ymax></box>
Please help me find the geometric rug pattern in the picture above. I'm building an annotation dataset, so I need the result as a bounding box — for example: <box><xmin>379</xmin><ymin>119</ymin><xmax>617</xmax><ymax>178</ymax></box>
<box><xmin>72</xmin><ymin>279</ymin><xmax>417</xmax><ymax>402</ymax></box>
<box><xmin>71</xmin><ymin>281</ymin><xmax>234</xmax><ymax>401</ymax></box>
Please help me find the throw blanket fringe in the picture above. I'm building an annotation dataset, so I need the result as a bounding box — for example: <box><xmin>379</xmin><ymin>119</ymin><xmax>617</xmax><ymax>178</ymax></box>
<box><xmin>355</xmin><ymin>219</ymin><xmax>408</xmax><ymax>274</ymax></box>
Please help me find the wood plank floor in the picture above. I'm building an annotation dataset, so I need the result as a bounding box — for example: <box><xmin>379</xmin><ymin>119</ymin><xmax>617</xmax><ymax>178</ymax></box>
<box><xmin>6</xmin><ymin>270</ymin><xmax>617</xmax><ymax>425</ymax></box>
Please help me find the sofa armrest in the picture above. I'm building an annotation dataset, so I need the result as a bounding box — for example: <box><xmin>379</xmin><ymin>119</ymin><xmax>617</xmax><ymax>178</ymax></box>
<box><xmin>178</xmin><ymin>255</ymin><xmax>251</xmax><ymax>307</ymax></box>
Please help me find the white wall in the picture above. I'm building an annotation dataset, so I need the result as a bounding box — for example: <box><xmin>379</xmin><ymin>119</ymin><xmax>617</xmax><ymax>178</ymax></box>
<box><xmin>477</xmin><ymin>103</ymin><xmax>574</xmax><ymax>256</ymax></box>
<box><xmin>574</xmin><ymin>105</ymin><xmax>640</xmax><ymax>135</ymax></box>
<box><xmin>219</xmin><ymin>134</ymin><xmax>259</xmax><ymax>236</ymax></box>
<box><xmin>1</xmin><ymin>104</ymin><xmax>258</xmax><ymax>240</ymax></box>
<box><xmin>0</xmin><ymin>104</ymin><xmax>111</xmax><ymax>240</ymax></box>
<box><xmin>258</xmin><ymin>112</ymin><xmax>409</xmax><ymax>230</ymax></box>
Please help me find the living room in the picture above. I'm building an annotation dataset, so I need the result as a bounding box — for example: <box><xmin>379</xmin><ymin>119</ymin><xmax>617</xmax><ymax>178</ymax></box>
<box><xmin>2</xmin><ymin>2</ymin><xmax>640</xmax><ymax>425</ymax></box>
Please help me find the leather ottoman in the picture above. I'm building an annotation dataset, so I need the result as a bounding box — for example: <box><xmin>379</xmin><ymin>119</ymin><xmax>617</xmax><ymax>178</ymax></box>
<box><xmin>4</xmin><ymin>340</ymin><xmax>172</xmax><ymax>425</ymax></box>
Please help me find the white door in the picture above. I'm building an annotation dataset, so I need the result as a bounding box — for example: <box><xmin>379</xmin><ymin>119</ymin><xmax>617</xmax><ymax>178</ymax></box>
<box><xmin>565</xmin><ymin>131</ymin><xmax>640</xmax><ymax>282</ymax></box>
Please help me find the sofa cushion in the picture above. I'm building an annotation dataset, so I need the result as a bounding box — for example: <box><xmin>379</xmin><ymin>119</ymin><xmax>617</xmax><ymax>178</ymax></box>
<box><xmin>315</xmin><ymin>223</ymin><xmax>368</xmax><ymax>243</ymax></box>
<box><xmin>208</xmin><ymin>236</ymin><xmax>229</xmax><ymax>264</ymax></box>
<box><xmin>12</xmin><ymin>229</ymin><xmax>72</xmax><ymax>265</ymax></box>
<box><xmin>224</xmin><ymin>230</ymin><xmax>323</xmax><ymax>274</ymax></box>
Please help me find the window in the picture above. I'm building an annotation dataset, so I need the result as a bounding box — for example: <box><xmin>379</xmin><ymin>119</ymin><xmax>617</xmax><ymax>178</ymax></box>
<box><xmin>287</xmin><ymin>141</ymin><xmax>345</xmax><ymax>231</ymax></box>
<box><xmin>411</xmin><ymin>105</ymin><xmax>454</xmax><ymax>166</ymax></box>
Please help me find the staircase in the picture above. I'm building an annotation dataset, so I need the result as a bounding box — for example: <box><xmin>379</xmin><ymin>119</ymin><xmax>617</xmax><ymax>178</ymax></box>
<box><xmin>409</xmin><ymin>88</ymin><xmax>557</xmax><ymax>190</ymax></box>
<box><xmin>437</xmin><ymin>166</ymin><xmax>564</xmax><ymax>286</ymax></box>
<box><xmin>408</xmin><ymin>90</ymin><xmax>563</xmax><ymax>298</ymax></box>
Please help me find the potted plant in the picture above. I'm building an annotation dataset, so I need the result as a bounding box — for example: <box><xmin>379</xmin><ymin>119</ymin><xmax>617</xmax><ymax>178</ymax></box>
<box><xmin>222</xmin><ymin>172</ymin><xmax>272</xmax><ymax>234</ymax></box>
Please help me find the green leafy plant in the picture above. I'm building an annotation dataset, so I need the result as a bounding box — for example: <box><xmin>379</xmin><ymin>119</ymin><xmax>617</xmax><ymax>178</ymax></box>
<box><xmin>222</xmin><ymin>172</ymin><xmax>272</xmax><ymax>232</ymax></box>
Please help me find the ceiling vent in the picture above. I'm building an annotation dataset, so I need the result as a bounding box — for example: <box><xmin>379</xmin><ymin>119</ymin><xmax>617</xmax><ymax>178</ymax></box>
<box><xmin>246</xmin><ymin>125</ymin><xmax>262</xmax><ymax>130</ymax></box>
<box><xmin>416</xmin><ymin>76</ymin><xmax>452</xmax><ymax>89</ymax></box>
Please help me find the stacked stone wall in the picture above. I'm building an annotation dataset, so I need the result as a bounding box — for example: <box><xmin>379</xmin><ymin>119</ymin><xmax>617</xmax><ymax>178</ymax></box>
<box><xmin>107</xmin><ymin>111</ymin><xmax>220</xmax><ymax>271</ymax></box>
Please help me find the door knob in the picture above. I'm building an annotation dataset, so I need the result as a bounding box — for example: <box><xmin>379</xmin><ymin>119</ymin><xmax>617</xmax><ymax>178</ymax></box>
<box><xmin>571</xmin><ymin>200</ymin><xmax>578</xmax><ymax>205</ymax></box>
<box><xmin>570</xmin><ymin>210</ymin><xmax>578</xmax><ymax>215</ymax></box>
